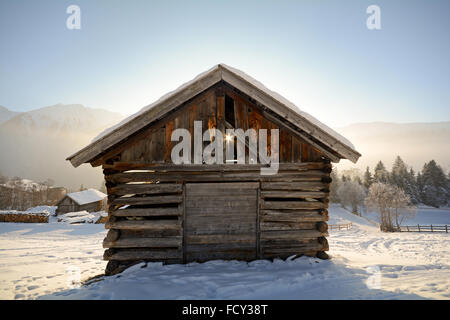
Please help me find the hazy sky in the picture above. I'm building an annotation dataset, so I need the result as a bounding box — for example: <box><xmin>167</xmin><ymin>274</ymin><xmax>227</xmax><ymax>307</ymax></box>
<box><xmin>1</xmin><ymin>0</ymin><xmax>449</xmax><ymax>127</ymax></box>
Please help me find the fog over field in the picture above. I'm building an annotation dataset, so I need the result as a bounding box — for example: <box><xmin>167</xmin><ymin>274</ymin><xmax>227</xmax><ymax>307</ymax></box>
<box><xmin>335</xmin><ymin>122</ymin><xmax>450</xmax><ymax>173</ymax></box>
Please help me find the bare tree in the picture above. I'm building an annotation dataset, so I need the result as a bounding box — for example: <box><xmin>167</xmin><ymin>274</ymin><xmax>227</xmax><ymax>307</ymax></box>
<box><xmin>337</xmin><ymin>180</ymin><xmax>366</xmax><ymax>215</ymax></box>
<box><xmin>365</xmin><ymin>183</ymin><xmax>415</xmax><ymax>231</ymax></box>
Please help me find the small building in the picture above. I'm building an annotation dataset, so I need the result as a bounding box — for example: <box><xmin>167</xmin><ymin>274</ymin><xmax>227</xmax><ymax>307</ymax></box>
<box><xmin>56</xmin><ymin>189</ymin><xmax>107</xmax><ymax>215</ymax></box>
<box><xmin>66</xmin><ymin>64</ymin><xmax>360</xmax><ymax>275</ymax></box>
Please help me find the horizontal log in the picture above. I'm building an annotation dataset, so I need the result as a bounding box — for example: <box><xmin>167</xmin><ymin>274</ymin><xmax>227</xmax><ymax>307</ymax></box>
<box><xmin>260</xmin><ymin>181</ymin><xmax>328</xmax><ymax>191</ymax></box>
<box><xmin>103</xmin><ymin>162</ymin><xmax>329</xmax><ymax>172</ymax></box>
<box><xmin>261</xmin><ymin>243</ymin><xmax>326</xmax><ymax>256</ymax></box>
<box><xmin>316</xmin><ymin>221</ymin><xmax>328</xmax><ymax>233</ymax></box>
<box><xmin>105</xmin><ymin>170</ymin><xmax>327</xmax><ymax>184</ymax></box>
<box><xmin>103</xmin><ymin>236</ymin><xmax>182</xmax><ymax>249</ymax></box>
<box><xmin>260</xmin><ymin>209</ymin><xmax>328</xmax><ymax>222</ymax></box>
<box><xmin>260</xmin><ymin>221</ymin><xmax>316</xmax><ymax>231</ymax></box>
<box><xmin>186</xmin><ymin>251</ymin><xmax>256</xmax><ymax>262</ymax></box>
<box><xmin>186</xmin><ymin>199</ymin><xmax>257</xmax><ymax>209</ymax></box>
<box><xmin>108</xmin><ymin>183</ymin><xmax>182</xmax><ymax>196</ymax></box>
<box><xmin>260</xmin><ymin>200</ymin><xmax>326</xmax><ymax>210</ymax></box>
<box><xmin>186</xmin><ymin>243</ymin><xmax>255</xmax><ymax>252</ymax></box>
<box><xmin>105</xmin><ymin>220</ymin><xmax>181</xmax><ymax>231</ymax></box>
<box><xmin>110</xmin><ymin>207</ymin><xmax>181</xmax><ymax>217</ymax></box>
<box><xmin>185</xmin><ymin>234</ymin><xmax>256</xmax><ymax>245</ymax></box>
<box><xmin>112</xmin><ymin>195</ymin><xmax>183</xmax><ymax>206</ymax></box>
<box><xmin>260</xmin><ymin>191</ymin><xmax>327</xmax><ymax>198</ymax></box>
<box><xmin>260</xmin><ymin>230</ymin><xmax>327</xmax><ymax>240</ymax></box>
<box><xmin>104</xmin><ymin>229</ymin><xmax>120</xmax><ymax>242</ymax></box>
<box><xmin>104</xmin><ymin>249</ymin><xmax>182</xmax><ymax>261</ymax></box>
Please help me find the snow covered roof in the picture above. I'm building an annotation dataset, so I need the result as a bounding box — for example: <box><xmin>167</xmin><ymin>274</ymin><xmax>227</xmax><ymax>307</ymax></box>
<box><xmin>67</xmin><ymin>64</ymin><xmax>361</xmax><ymax>166</ymax></box>
<box><xmin>65</xmin><ymin>189</ymin><xmax>106</xmax><ymax>205</ymax></box>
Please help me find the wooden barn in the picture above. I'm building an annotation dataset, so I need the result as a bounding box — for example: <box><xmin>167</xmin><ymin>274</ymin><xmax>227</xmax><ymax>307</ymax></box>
<box><xmin>56</xmin><ymin>188</ymin><xmax>107</xmax><ymax>215</ymax></box>
<box><xmin>67</xmin><ymin>64</ymin><xmax>360</xmax><ymax>275</ymax></box>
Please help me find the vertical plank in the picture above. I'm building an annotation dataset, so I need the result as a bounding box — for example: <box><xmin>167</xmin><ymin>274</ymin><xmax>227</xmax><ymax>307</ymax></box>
<box><xmin>292</xmin><ymin>136</ymin><xmax>302</xmax><ymax>163</ymax></box>
<box><xmin>164</xmin><ymin>120</ymin><xmax>174</xmax><ymax>163</ymax></box>
<box><xmin>301</xmin><ymin>143</ymin><xmax>310</xmax><ymax>162</ymax></box>
<box><xmin>279</xmin><ymin>129</ymin><xmax>291</xmax><ymax>163</ymax></box>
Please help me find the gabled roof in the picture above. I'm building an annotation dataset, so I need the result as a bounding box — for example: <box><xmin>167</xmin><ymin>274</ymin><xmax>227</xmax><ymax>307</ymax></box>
<box><xmin>64</xmin><ymin>189</ymin><xmax>106</xmax><ymax>206</ymax></box>
<box><xmin>67</xmin><ymin>64</ymin><xmax>361</xmax><ymax>167</ymax></box>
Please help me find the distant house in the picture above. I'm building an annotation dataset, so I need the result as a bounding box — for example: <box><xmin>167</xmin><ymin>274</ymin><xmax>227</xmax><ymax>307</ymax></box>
<box><xmin>56</xmin><ymin>189</ymin><xmax>107</xmax><ymax>215</ymax></box>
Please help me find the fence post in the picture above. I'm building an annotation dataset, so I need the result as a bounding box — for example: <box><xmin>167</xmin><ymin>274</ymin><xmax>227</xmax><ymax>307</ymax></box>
<box><xmin>406</xmin><ymin>226</ymin><xmax>409</xmax><ymax>232</ymax></box>
<box><xmin>431</xmin><ymin>224</ymin><xmax>433</xmax><ymax>232</ymax></box>
<box><xmin>446</xmin><ymin>225</ymin><xmax>448</xmax><ymax>233</ymax></box>
<box><xmin>418</xmin><ymin>224</ymin><xmax>420</xmax><ymax>232</ymax></box>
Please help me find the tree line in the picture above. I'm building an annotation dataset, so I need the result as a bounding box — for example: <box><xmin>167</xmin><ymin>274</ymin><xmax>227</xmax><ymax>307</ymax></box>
<box><xmin>330</xmin><ymin>156</ymin><xmax>450</xmax><ymax>231</ymax></box>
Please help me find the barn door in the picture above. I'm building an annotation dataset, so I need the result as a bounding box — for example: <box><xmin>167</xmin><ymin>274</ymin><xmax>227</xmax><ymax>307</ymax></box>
<box><xmin>184</xmin><ymin>182</ymin><xmax>259</xmax><ymax>262</ymax></box>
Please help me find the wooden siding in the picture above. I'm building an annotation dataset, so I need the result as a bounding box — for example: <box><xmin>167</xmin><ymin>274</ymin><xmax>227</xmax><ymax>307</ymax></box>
<box><xmin>185</xmin><ymin>182</ymin><xmax>258</xmax><ymax>262</ymax></box>
<box><xmin>99</xmin><ymin>83</ymin><xmax>326</xmax><ymax>167</ymax></box>
<box><xmin>102</xmin><ymin>162</ymin><xmax>331</xmax><ymax>273</ymax></box>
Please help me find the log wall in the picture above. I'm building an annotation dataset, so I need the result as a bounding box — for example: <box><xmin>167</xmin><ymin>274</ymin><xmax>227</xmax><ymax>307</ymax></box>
<box><xmin>102</xmin><ymin>162</ymin><xmax>330</xmax><ymax>274</ymax></box>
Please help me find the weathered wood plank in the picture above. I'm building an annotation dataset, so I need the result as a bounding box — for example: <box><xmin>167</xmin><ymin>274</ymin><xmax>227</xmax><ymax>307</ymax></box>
<box><xmin>260</xmin><ymin>230</ymin><xmax>327</xmax><ymax>240</ymax></box>
<box><xmin>105</xmin><ymin>220</ymin><xmax>181</xmax><ymax>231</ymax></box>
<box><xmin>109</xmin><ymin>183</ymin><xmax>182</xmax><ymax>196</ymax></box>
<box><xmin>112</xmin><ymin>195</ymin><xmax>183</xmax><ymax>206</ymax></box>
<box><xmin>260</xmin><ymin>191</ymin><xmax>327</xmax><ymax>198</ymax></box>
<box><xmin>185</xmin><ymin>234</ymin><xmax>256</xmax><ymax>245</ymax></box>
<box><xmin>102</xmin><ymin>162</ymin><xmax>328</xmax><ymax>172</ymax></box>
<box><xmin>103</xmin><ymin>236</ymin><xmax>182</xmax><ymax>249</ymax></box>
<box><xmin>260</xmin><ymin>209</ymin><xmax>328</xmax><ymax>222</ymax></box>
<box><xmin>260</xmin><ymin>221</ymin><xmax>316</xmax><ymax>231</ymax></box>
<box><xmin>260</xmin><ymin>200</ymin><xmax>326</xmax><ymax>210</ymax></box>
<box><xmin>260</xmin><ymin>181</ymin><xmax>328</xmax><ymax>191</ymax></box>
<box><xmin>110</xmin><ymin>207</ymin><xmax>181</xmax><ymax>217</ymax></box>
<box><xmin>104</xmin><ymin>249</ymin><xmax>182</xmax><ymax>261</ymax></box>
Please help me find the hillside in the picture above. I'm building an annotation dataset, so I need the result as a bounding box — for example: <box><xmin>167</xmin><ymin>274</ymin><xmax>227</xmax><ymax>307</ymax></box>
<box><xmin>0</xmin><ymin>106</ymin><xmax>20</xmax><ymax>125</ymax></box>
<box><xmin>334</xmin><ymin>122</ymin><xmax>450</xmax><ymax>173</ymax></box>
<box><xmin>0</xmin><ymin>104</ymin><xmax>125</xmax><ymax>190</ymax></box>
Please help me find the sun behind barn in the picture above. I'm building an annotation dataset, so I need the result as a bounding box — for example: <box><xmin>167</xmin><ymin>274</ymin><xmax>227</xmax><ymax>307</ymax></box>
<box><xmin>67</xmin><ymin>64</ymin><xmax>360</xmax><ymax>275</ymax></box>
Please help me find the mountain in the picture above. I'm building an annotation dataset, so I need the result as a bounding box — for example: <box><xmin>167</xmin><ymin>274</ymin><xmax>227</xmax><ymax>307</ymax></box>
<box><xmin>0</xmin><ymin>105</ymin><xmax>20</xmax><ymax>125</ymax></box>
<box><xmin>334</xmin><ymin>122</ymin><xmax>450</xmax><ymax>174</ymax></box>
<box><xmin>0</xmin><ymin>104</ymin><xmax>126</xmax><ymax>190</ymax></box>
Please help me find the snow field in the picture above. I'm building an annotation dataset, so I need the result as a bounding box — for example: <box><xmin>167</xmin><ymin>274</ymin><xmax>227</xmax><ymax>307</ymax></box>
<box><xmin>0</xmin><ymin>204</ymin><xmax>448</xmax><ymax>299</ymax></box>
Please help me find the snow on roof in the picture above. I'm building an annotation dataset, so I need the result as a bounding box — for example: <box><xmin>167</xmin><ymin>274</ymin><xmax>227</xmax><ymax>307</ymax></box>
<box><xmin>93</xmin><ymin>64</ymin><xmax>355</xmax><ymax>150</ymax></box>
<box><xmin>66</xmin><ymin>189</ymin><xmax>106</xmax><ymax>205</ymax></box>
<box><xmin>68</xmin><ymin>64</ymin><xmax>360</xmax><ymax>166</ymax></box>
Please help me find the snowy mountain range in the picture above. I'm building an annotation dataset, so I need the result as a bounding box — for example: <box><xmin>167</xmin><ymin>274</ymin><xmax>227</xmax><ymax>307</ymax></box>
<box><xmin>0</xmin><ymin>104</ymin><xmax>125</xmax><ymax>190</ymax></box>
<box><xmin>0</xmin><ymin>104</ymin><xmax>448</xmax><ymax>189</ymax></box>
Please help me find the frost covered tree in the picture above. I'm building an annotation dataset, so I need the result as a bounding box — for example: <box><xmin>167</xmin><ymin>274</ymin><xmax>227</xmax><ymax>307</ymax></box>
<box><xmin>390</xmin><ymin>156</ymin><xmax>419</xmax><ymax>204</ymax></box>
<box><xmin>365</xmin><ymin>183</ymin><xmax>415</xmax><ymax>232</ymax></box>
<box><xmin>363</xmin><ymin>166</ymin><xmax>373</xmax><ymax>189</ymax></box>
<box><xmin>329</xmin><ymin>169</ymin><xmax>341</xmax><ymax>203</ymax></box>
<box><xmin>418</xmin><ymin>160</ymin><xmax>448</xmax><ymax>207</ymax></box>
<box><xmin>373</xmin><ymin>161</ymin><xmax>389</xmax><ymax>184</ymax></box>
<box><xmin>337</xmin><ymin>180</ymin><xmax>366</xmax><ymax>215</ymax></box>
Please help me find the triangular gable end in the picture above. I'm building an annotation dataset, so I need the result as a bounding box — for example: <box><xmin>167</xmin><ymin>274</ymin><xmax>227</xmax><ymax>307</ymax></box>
<box><xmin>67</xmin><ymin>64</ymin><xmax>360</xmax><ymax>167</ymax></box>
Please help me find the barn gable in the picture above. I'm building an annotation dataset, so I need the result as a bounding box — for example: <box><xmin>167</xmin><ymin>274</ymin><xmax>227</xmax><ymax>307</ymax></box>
<box><xmin>67</xmin><ymin>64</ymin><xmax>360</xmax><ymax>168</ymax></box>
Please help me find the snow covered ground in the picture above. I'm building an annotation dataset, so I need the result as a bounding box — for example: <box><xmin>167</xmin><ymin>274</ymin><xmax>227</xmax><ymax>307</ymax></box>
<box><xmin>0</xmin><ymin>205</ymin><xmax>448</xmax><ymax>300</ymax></box>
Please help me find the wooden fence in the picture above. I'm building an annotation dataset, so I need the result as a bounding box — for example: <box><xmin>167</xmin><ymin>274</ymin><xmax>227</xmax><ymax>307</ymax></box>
<box><xmin>399</xmin><ymin>224</ymin><xmax>448</xmax><ymax>233</ymax></box>
<box><xmin>328</xmin><ymin>222</ymin><xmax>352</xmax><ymax>231</ymax></box>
